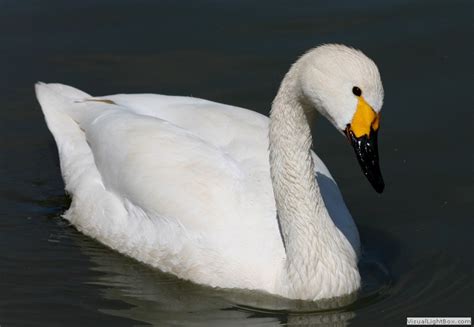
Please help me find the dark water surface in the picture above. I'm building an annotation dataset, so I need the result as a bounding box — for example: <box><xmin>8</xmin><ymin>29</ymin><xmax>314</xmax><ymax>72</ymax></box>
<box><xmin>1</xmin><ymin>0</ymin><xmax>473</xmax><ymax>326</ymax></box>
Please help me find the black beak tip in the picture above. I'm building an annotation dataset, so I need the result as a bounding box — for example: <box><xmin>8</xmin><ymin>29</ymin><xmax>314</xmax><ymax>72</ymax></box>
<box><xmin>373</xmin><ymin>180</ymin><xmax>385</xmax><ymax>194</ymax></box>
<box><xmin>346</xmin><ymin>127</ymin><xmax>385</xmax><ymax>194</ymax></box>
<box><xmin>365</xmin><ymin>170</ymin><xmax>384</xmax><ymax>193</ymax></box>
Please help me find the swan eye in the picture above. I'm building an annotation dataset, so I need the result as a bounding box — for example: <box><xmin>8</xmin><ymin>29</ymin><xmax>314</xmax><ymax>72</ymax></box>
<box><xmin>352</xmin><ymin>86</ymin><xmax>362</xmax><ymax>97</ymax></box>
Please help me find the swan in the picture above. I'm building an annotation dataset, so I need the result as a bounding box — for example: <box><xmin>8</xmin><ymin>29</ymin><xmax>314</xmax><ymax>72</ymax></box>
<box><xmin>35</xmin><ymin>44</ymin><xmax>384</xmax><ymax>301</ymax></box>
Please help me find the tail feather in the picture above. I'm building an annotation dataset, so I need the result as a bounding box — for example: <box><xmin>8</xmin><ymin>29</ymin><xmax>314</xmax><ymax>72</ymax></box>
<box><xmin>35</xmin><ymin>82</ymin><xmax>97</xmax><ymax>194</ymax></box>
<box><xmin>35</xmin><ymin>82</ymin><xmax>91</xmax><ymax>104</ymax></box>
<box><xmin>35</xmin><ymin>82</ymin><xmax>89</xmax><ymax>146</ymax></box>
<box><xmin>36</xmin><ymin>82</ymin><xmax>128</xmax><ymax>240</ymax></box>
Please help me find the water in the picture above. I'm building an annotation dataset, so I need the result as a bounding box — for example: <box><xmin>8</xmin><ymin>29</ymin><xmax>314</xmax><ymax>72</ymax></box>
<box><xmin>1</xmin><ymin>0</ymin><xmax>472</xmax><ymax>326</ymax></box>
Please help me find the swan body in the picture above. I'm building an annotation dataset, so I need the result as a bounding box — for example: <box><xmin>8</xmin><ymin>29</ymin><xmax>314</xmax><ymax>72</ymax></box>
<box><xmin>36</xmin><ymin>44</ymin><xmax>384</xmax><ymax>301</ymax></box>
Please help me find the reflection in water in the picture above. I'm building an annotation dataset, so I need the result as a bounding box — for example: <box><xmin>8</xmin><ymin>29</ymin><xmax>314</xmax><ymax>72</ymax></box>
<box><xmin>82</xmin><ymin>238</ymin><xmax>352</xmax><ymax>326</ymax></box>
<box><xmin>66</xmin><ymin>219</ymin><xmax>391</xmax><ymax>327</ymax></box>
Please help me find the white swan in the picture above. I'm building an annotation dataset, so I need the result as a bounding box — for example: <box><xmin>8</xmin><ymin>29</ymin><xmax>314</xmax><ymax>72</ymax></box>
<box><xmin>35</xmin><ymin>44</ymin><xmax>384</xmax><ymax>301</ymax></box>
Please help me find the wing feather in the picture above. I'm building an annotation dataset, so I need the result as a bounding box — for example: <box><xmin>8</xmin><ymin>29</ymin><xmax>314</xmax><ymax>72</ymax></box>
<box><xmin>78</xmin><ymin>106</ymin><xmax>245</xmax><ymax>230</ymax></box>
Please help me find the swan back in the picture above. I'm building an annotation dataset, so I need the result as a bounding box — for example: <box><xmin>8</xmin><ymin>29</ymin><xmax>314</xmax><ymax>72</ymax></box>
<box><xmin>36</xmin><ymin>83</ymin><xmax>286</xmax><ymax>292</ymax></box>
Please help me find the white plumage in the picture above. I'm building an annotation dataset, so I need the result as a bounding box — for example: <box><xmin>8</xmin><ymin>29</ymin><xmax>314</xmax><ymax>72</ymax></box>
<box><xmin>36</xmin><ymin>44</ymin><xmax>384</xmax><ymax>301</ymax></box>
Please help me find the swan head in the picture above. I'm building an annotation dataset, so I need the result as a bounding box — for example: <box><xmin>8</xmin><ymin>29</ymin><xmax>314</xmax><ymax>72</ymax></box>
<box><xmin>300</xmin><ymin>44</ymin><xmax>385</xmax><ymax>192</ymax></box>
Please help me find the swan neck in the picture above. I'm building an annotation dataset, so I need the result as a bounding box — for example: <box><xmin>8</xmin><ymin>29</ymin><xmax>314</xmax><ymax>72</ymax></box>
<box><xmin>269</xmin><ymin>63</ymin><xmax>359</xmax><ymax>299</ymax></box>
<box><xmin>269</xmin><ymin>65</ymin><xmax>318</xmax><ymax>237</ymax></box>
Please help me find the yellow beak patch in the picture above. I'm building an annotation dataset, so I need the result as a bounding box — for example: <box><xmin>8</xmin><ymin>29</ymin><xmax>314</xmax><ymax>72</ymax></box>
<box><xmin>350</xmin><ymin>97</ymin><xmax>380</xmax><ymax>138</ymax></box>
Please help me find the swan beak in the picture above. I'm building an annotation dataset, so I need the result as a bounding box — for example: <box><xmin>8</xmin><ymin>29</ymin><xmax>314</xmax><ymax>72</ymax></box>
<box><xmin>344</xmin><ymin>97</ymin><xmax>384</xmax><ymax>193</ymax></box>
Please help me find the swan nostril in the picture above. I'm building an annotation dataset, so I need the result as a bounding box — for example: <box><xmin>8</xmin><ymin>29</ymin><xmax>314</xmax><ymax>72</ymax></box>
<box><xmin>344</xmin><ymin>125</ymin><xmax>352</xmax><ymax>143</ymax></box>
